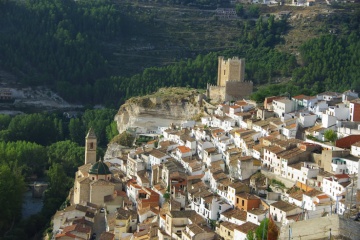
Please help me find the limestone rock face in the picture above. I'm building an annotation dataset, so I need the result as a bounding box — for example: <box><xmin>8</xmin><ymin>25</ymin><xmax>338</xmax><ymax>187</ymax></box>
<box><xmin>114</xmin><ymin>88</ymin><xmax>206</xmax><ymax>134</ymax></box>
<box><xmin>104</xmin><ymin>142</ymin><xmax>128</xmax><ymax>159</ymax></box>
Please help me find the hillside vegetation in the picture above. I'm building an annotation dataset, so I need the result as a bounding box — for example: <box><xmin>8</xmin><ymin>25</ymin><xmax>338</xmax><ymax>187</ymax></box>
<box><xmin>0</xmin><ymin>0</ymin><xmax>359</xmax><ymax>106</ymax></box>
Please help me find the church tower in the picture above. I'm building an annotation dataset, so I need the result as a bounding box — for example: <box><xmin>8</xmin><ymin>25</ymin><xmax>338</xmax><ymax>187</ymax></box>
<box><xmin>85</xmin><ymin>128</ymin><xmax>97</xmax><ymax>165</ymax></box>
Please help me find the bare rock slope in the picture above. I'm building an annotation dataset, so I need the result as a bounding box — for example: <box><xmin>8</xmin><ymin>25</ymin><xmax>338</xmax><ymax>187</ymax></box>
<box><xmin>114</xmin><ymin>88</ymin><xmax>206</xmax><ymax>133</ymax></box>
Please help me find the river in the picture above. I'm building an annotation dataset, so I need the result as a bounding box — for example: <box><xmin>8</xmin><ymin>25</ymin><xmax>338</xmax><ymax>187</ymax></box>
<box><xmin>22</xmin><ymin>190</ymin><xmax>43</xmax><ymax>219</ymax></box>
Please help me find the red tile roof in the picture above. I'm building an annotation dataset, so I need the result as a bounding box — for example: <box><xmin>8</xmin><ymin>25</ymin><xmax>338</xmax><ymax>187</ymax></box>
<box><xmin>177</xmin><ymin>146</ymin><xmax>191</xmax><ymax>153</ymax></box>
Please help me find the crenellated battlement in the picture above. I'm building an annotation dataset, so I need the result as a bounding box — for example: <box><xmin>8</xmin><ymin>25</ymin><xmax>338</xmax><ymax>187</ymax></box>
<box><xmin>208</xmin><ymin>56</ymin><xmax>252</xmax><ymax>103</ymax></box>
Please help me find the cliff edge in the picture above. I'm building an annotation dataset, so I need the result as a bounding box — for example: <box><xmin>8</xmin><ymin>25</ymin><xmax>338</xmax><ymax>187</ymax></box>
<box><xmin>114</xmin><ymin>88</ymin><xmax>207</xmax><ymax>134</ymax></box>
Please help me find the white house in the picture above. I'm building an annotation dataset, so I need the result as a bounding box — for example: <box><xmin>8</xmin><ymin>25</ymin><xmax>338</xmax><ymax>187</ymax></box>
<box><xmin>351</xmin><ymin>142</ymin><xmax>360</xmax><ymax>157</ymax></box>
<box><xmin>309</xmin><ymin>101</ymin><xmax>328</xmax><ymax>119</ymax></box>
<box><xmin>281</xmin><ymin>161</ymin><xmax>319</xmax><ymax>185</ymax></box>
<box><xmin>233</xmin><ymin>222</ymin><xmax>259</xmax><ymax>240</ymax></box>
<box><xmin>172</xmin><ymin>146</ymin><xmax>192</xmax><ymax>160</ymax></box>
<box><xmin>282</xmin><ymin>123</ymin><xmax>297</xmax><ymax>139</ymax></box>
<box><xmin>342</xmin><ymin>90</ymin><xmax>359</xmax><ymax>103</ymax></box>
<box><xmin>262</xmin><ymin>145</ymin><xmax>286</xmax><ymax>170</ymax></box>
<box><xmin>298</xmin><ymin>112</ymin><xmax>317</xmax><ymax>128</ymax></box>
<box><xmin>185</xmin><ymin>138</ymin><xmax>197</xmax><ymax>156</ymax></box>
<box><xmin>190</xmin><ymin>190</ymin><xmax>231</xmax><ymax>220</ymax></box>
<box><xmin>203</xmin><ymin>147</ymin><xmax>222</xmax><ymax>167</ymax></box>
<box><xmin>236</xmin><ymin>156</ymin><xmax>261</xmax><ymax>180</ymax></box>
<box><xmin>246</xmin><ymin>208</ymin><xmax>267</xmax><ymax>225</ymax></box>
<box><xmin>322</xmin><ymin>174</ymin><xmax>351</xmax><ymax>200</ymax></box>
<box><xmin>302</xmin><ymin>189</ymin><xmax>331</xmax><ymax>211</ymax></box>
<box><xmin>325</xmin><ymin>103</ymin><xmax>349</xmax><ymax>121</ymax></box>
<box><xmin>149</xmin><ymin>149</ymin><xmax>170</xmax><ymax>168</ymax></box>
<box><xmin>302</xmin><ymin>96</ymin><xmax>318</xmax><ymax>108</ymax></box>
<box><xmin>331</xmin><ymin>157</ymin><xmax>359</xmax><ymax>175</ymax></box>
<box><xmin>316</xmin><ymin>92</ymin><xmax>342</xmax><ymax>102</ymax></box>
<box><xmin>269</xmin><ymin>200</ymin><xmax>302</xmax><ymax>224</ymax></box>
<box><xmin>219</xmin><ymin>208</ymin><xmax>247</xmax><ymax>225</ymax></box>
<box><xmin>273</xmin><ymin>98</ymin><xmax>295</xmax><ymax>117</ymax></box>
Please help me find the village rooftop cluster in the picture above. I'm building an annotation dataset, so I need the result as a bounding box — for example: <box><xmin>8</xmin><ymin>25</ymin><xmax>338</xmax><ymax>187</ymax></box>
<box><xmin>51</xmin><ymin>89</ymin><xmax>360</xmax><ymax>240</ymax></box>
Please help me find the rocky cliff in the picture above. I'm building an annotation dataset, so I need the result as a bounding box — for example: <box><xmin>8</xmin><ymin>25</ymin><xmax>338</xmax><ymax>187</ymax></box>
<box><xmin>114</xmin><ymin>88</ymin><xmax>206</xmax><ymax>134</ymax></box>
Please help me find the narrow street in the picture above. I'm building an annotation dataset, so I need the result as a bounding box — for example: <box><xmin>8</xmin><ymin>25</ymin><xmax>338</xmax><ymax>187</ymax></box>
<box><xmin>92</xmin><ymin>211</ymin><xmax>106</xmax><ymax>240</ymax></box>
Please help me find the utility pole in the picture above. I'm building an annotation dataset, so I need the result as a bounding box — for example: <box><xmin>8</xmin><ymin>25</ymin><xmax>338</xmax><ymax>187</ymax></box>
<box><xmin>289</xmin><ymin>225</ymin><xmax>292</xmax><ymax>240</ymax></box>
<box><xmin>330</xmin><ymin>200</ymin><xmax>332</xmax><ymax>215</ymax></box>
<box><xmin>262</xmin><ymin>211</ymin><xmax>268</xmax><ymax>240</ymax></box>
<box><xmin>349</xmin><ymin>176</ymin><xmax>354</xmax><ymax>218</ymax></box>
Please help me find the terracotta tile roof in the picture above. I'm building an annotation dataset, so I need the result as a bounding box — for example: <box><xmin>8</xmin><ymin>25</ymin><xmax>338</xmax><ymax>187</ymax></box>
<box><xmin>177</xmin><ymin>146</ymin><xmax>191</xmax><ymax>153</ymax></box>
<box><xmin>221</xmin><ymin>208</ymin><xmax>246</xmax><ymax>220</ymax></box>
<box><xmin>236</xmin><ymin>192</ymin><xmax>260</xmax><ymax>201</ymax></box>
<box><xmin>55</xmin><ymin>232</ymin><xmax>81</xmax><ymax>239</ymax></box>
<box><xmin>316</xmin><ymin>194</ymin><xmax>329</xmax><ymax>200</ymax></box>
<box><xmin>247</xmin><ymin>208</ymin><xmax>267</xmax><ymax>215</ymax></box>
<box><xmin>293</xmin><ymin>94</ymin><xmax>308</xmax><ymax>100</ymax></box>
<box><xmin>220</xmin><ymin>221</ymin><xmax>239</xmax><ymax>231</ymax></box>
<box><xmin>289</xmin><ymin>191</ymin><xmax>303</xmax><ymax>201</ymax></box>
<box><xmin>100</xmin><ymin>232</ymin><xmax>115</xmax><ymax>240</ymax></box>
<box><xmin>303</xmin><ymin>189</ymin><xmax>323</xmax><ymax>198</ymax></box>
<box><xmin>168</xmin><ymin>210</ymin><xmax>197</xmax><ymax>219</ymax></box>
<box><xmin>235</xmin><ymin>221</ymin><xmax>258</xmax><ymax>234</ymax></box>
<box><xmin>334</xmin><ymin>174</ymin><xmax>350</xmax><ymax>179</ymax></box>
<box><xmin>271</xmin><ymin>200</ymin><xmax>299</xmax><ymax>212</ymax></box>
<box><xmin>62</xmin><ymin>223</ymin><xmax>91</xmax><ymax>234</ymax></box>
<box><xmin>149</xmin><ymin>149</ymin><xmax>167</xmax><ymax>158</ymax></box>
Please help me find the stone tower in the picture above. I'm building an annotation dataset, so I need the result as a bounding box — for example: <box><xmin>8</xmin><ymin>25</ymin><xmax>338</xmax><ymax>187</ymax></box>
<box><xmin>85</xmin><ymin>128</ymin><xmax>97</xmax><ymax>165</ymax></box>
<box><xmin>217</xmin><ymin>56</ymin><xmax>245</xmax><ymax>86</ymax></box>
<box><xmin>208</xmin><ymin>56</ymin><xmax>252</xmax><ymax>103</ymax></box>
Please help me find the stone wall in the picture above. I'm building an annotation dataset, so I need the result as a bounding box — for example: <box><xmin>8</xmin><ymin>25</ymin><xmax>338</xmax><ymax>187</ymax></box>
<box><xmin>339</xmin><ymin>215</ymin><xmax>360</xmax><ymax>240</ymax></box>
<box><xmin>225</xmin><ymin>81</ymin><xmax>253</xmax><ymax>102</ymax></box>
<box><xmin>279</xmin><ymin>215</ymin><xmax>339</xmax><ymax>240</ymax></box>
<box><xmin>208</xmin><ymin>85</ymin><xmax>226</xmax><ymax>103</ymax></box>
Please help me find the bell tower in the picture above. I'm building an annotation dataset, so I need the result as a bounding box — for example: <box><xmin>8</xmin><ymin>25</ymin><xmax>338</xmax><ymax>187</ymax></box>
<box><xmin>85</xmin><ymin>128</ymin><xmax>97</xmax><ymax>165</ymax></box>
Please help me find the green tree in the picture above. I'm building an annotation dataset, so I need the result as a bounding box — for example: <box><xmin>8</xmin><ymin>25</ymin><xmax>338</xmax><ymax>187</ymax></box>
<box><xmin>255</xmin><ymin>218</ymin><xmax>269</xmax><ymax>240</ymax></box>
<box><xmin>7</xmin><ymin>114</ymin><xmax>57</xmax><ymax>145</ymax></box>
<box><xmin>43</xmin><ymin>163</ymin><xmax>72</xmax><ymax>217</ymax></box>
<box><xmin>324</xmin><ymin>129</ymin><xmax>337</xmax><ymax>143</ymax></box>
<box><xmin>111</xmin><ymin>131</ymin><xmax>135</xmax><ymax>147</ymax></box>
<box><xmin>0</xmin><ymin>114</ymin><xmax>11</xmax><ymax>130</ymax></box>
<box><xmin>235</xmin><ymin>4</ymin><xmax>244</xmax><ymax>17</ymax></box>
<box><xmin>106</xmin><ymin>121</ymin><xmax>119</xmax><ymax>142</ymax></box>
<box><xmin>246</xmin><ymin>230</ymin><xmax>255</xmax><ymax>240</ymax></box>
<box><xmin>68</xmin><ymin>118</ymin><xmax>85</xmax><ymax>145</ymax></box>
<box><xmin>0</xmin><ymin>164</ymin><xmax>25</xmax><ymax>236</ymax></box>
<box><xmin>47</xmin><ymin>141</ymin><xmax>84</xmax><ymax>176</ymax></box>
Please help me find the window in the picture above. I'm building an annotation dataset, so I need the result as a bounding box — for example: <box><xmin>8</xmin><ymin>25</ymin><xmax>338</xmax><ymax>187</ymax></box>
<box><xmin>242</xmin><ymin>200</ymin><xmax>245</xmax><ymax>206</ymax></box>
<box><xmin>89</xmin><ymin>142</ymin><xmax>94</xmax><ymax>149</ymax></box>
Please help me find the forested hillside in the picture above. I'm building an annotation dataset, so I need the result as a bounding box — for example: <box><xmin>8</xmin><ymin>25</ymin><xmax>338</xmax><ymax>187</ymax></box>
<box><xmin>0</xmin><ymin>0</ymin><xmax>359</xmax><ymax>106</ymax></box>
<box><xmin>0</xmin><ymin>109</ymin><xmax>117</xmax><ymax>239</ymax></box>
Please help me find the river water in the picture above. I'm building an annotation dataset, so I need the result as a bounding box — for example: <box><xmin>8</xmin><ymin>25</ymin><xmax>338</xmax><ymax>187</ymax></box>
<box><xmin>22</xmin><ymin>190</ymin><xmax>43</xmax><ymax>219</ymax></box>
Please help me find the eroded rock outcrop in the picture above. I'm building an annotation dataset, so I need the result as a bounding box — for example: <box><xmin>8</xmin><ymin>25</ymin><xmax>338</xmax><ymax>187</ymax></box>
<box><xmin>114</xmin><ymin>88</ymin><xmax>207</xmax><ymax>133</ymax></box>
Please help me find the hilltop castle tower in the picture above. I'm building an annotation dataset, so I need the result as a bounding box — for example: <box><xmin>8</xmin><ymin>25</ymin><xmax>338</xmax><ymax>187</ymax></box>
<box><xmin>217</xmin><ymin>56</ymin><xmax>245</xmax><ymax>86</ymax></box>
<box><xmin>207</xmin><ymin>56</ymin><xmax>253</xmax><ymax>103</ymax></box>
<box><xmin>85</xmin><ymin>128</ymin><xmax>97</xmax><ymax>165</ymax></box>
